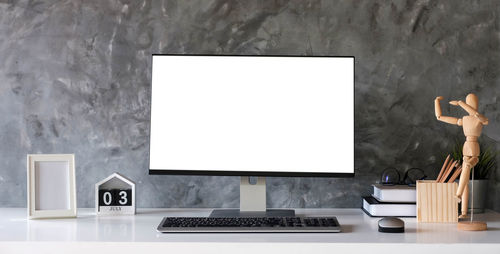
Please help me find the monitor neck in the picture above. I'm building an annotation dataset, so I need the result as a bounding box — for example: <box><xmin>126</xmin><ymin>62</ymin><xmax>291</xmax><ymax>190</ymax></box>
<box><xmin>209</xmin><ymin>176</ymin><xmax>296</xmax><ymax>217</ymax></box>
<box><xmin>240</xmin><ymin>176</ymin><xmax>266</xmax><ymax>212</ymax></box>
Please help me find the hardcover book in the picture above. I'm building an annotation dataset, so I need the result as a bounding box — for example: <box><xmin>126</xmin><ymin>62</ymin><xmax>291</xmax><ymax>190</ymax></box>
<box><xmin>372</xmin><ymin>184</ymin><xmax>416</xmax><ymax>203</ymax></box>
<box><xmin>362</xmin><ymin>196</ymin><xmax>416</xmax><ymax>217</ymax></box>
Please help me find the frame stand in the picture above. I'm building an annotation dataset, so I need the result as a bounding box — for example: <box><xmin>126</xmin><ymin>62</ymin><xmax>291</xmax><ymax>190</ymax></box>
<box><xmin>209</xmin><ymin>176</ymin><xmax>295</xmax><ymax>217</ymax></box>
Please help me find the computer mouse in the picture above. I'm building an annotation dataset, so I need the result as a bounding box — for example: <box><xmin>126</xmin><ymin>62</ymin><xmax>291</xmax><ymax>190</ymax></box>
<box><xmin>378</xmin><ymin>217</ymin><xmax>404</xmax><ymax>233</ymax></box>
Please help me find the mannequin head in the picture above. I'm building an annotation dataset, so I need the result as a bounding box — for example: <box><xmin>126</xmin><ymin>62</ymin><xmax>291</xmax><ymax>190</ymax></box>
<box><xmin>466</xmin><ymin>93</ymin><xmax>478</xmax><ymax>111</ymax></box>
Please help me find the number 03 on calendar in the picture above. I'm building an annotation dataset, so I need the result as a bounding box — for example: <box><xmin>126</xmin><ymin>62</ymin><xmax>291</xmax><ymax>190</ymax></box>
<box><xmin>95</xmin><ymin>173</ymin><xmax>135</xmax><ymax>215</ymax></box>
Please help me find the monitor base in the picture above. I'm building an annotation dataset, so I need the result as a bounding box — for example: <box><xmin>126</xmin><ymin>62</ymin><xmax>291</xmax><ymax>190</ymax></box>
<box><xmin>209</xmin><ymin>209</ymin><xmax>296</xmax><ymax>218</ymax></box>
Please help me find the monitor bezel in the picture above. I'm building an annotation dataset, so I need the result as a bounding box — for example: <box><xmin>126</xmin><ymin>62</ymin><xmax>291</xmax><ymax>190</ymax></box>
<box><xmin>148</xmin><ymin>54</ymin><xmax>355</xmax><ymax>178</ymax></box>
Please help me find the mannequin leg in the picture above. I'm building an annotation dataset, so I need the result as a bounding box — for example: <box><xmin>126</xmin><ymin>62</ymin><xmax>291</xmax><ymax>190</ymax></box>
<box><xmin>456</xmin><ymin>156</ymin><xmax>477</xmax><ymax>200</ymax></box>
<box><xmin>456</xmin><ymin>157</ymin><xmax>471</xmax><ymax>198</ymax></box>
<box><xmin>460</xmin><ymin>184</ymin><xmax>469</xmax><ymax>219</ymax></box>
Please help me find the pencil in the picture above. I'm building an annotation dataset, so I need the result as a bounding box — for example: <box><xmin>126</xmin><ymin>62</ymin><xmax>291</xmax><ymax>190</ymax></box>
<box><xmin>439</xmin><ymin>160</ymin><xmax>457</xmax><ymax>183</ymax></box>
<box><xmin>436</xmin><ymin>155</ymin><xmax>451</xmax><ymax>182</ymax></box>
<box><xmin>448</xmin><ymin>165</ymin><xmax>463</xmax><ymax>183</ymax></box>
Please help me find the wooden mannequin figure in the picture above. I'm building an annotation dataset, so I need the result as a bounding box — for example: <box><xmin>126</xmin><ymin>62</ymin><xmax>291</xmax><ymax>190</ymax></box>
<box><xmin>435</xmin><ymin>94</ymin><xmax>489</xmax><ymax>230</ymax></box>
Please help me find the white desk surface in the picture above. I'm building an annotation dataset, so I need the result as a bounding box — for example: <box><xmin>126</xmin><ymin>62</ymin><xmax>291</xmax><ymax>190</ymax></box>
<box><xmin>1</xmin><ymin>208</ymin><xmax>500</xmax><ymax>254</ymax></box>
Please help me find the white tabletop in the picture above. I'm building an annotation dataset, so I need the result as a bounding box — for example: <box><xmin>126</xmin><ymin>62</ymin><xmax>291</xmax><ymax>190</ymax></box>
<box><xmin>1</xmin><ymin>208</ymin><xmax>500</xmax><ymax>253</ymax></box>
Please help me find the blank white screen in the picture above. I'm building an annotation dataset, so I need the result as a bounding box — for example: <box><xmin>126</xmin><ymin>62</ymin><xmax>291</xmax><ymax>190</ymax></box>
<box><xmin>150</xmin><ymin>56</ymin><xmax>353</xmax><ymax>174</ymax></box>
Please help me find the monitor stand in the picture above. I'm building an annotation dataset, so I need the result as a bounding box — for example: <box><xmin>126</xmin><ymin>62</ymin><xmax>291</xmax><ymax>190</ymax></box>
<box><xmin>209</xmin><ymin>176</ymin><xmax>296</xmax><ymax>217</ymax></box>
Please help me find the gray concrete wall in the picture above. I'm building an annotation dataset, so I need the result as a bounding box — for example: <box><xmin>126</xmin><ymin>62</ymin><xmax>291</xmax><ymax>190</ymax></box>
<box><xmin>1</xmin><ymin>0</ymin><xmax>499</xmax><ymax>210</ymax></box>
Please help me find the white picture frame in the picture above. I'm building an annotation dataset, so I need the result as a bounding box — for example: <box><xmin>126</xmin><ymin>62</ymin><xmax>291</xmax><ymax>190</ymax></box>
<box><xmin>27</xmin><ymin>154</ymin><xmax>77</xmax><ymax>219</ymax></box>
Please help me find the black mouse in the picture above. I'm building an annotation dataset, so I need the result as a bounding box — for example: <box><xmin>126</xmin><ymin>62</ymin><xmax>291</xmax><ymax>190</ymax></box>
<box><xmin>378</xmin><ymin>217</ymin><xmax>404</xmax><ymax>233</ymax></box>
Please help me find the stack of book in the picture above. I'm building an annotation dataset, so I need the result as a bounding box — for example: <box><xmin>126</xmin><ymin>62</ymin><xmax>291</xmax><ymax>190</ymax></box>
<box><xmin>362</xmin><ymin>184</ymin><xmax>416</xmax><ymax>217</ymax></box>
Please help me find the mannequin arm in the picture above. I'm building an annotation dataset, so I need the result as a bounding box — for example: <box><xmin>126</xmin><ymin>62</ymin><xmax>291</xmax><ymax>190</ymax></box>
<box><xmin>452</xmin><ymin>101</ymin><xmax>489</xmax><ymax>125</ymax></box>
<box><xmin>437</xmin><ymin>116</ymin><xmax>461</xmax><ymax>125</ymax></box>
<box><xmin>435</xmin><ymin>97</ymin><xmax>461</xmax><ymax>125</ymax></box>
<box><xmin>455</xmin><ymin>100</ymin><xmax>477</xmax><ymax>115</ymax></box>
<box><xmin>475</xmin><ymin>112</ymin><xmax>489</xmax><ymax>125</ymax></box>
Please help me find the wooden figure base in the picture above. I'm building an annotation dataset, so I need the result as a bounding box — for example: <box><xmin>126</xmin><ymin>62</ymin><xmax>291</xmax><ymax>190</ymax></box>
<box><xmin>457</xmin><ymin>221</ymin><xmax>487</xmax><ymax>231</ymax></box>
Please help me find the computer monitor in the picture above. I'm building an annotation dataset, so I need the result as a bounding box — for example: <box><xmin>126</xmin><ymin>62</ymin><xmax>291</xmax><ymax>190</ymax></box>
<box><xmin>149</xmin><ymin>55</ymin><xmax>354</xmax><ymax>217</ymax></box>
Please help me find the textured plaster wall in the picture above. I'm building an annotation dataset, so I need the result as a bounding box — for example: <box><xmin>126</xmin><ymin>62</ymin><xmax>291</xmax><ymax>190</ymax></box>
<box><xmin>0</xmin><ymin>0</ymin><xmax>499</xmax><ymax>210</ymax></box>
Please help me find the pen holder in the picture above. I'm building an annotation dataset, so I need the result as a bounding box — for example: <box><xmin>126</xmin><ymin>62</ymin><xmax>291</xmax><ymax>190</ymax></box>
<box><xmin>416</xmin><ymin>180</ymin><xmax>458</xmax><ymax>223</ymax></box>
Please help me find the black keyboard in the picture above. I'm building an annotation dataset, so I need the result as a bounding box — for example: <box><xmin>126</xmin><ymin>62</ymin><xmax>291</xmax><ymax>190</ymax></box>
<box><xmin>157</xmin><ymin>216</ymin><xmax>341</xmax><ymax>233</ymax></box>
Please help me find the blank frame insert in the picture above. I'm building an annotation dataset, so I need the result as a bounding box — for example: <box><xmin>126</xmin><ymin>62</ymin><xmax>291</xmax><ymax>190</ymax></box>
<box><xmin>34</xmin><ymin>161</ymin><xmax>70</xmax><ymax>210</ymax></box>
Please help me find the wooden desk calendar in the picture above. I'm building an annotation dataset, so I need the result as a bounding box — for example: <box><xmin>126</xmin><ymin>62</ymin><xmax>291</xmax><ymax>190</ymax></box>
<box><xmin>95</xmin><ymin>173</ymin><xmax>135</xmax><ymax>215</ymax></box>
